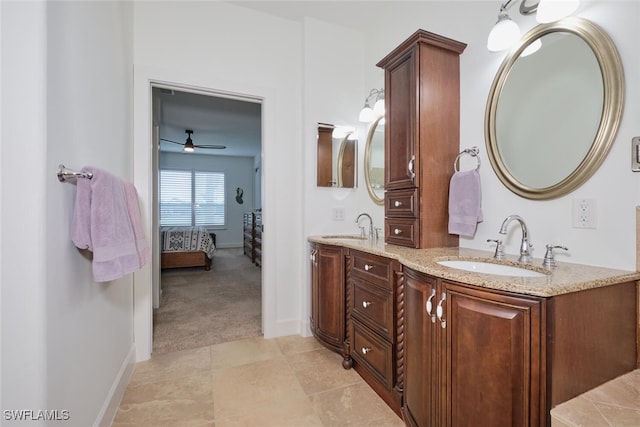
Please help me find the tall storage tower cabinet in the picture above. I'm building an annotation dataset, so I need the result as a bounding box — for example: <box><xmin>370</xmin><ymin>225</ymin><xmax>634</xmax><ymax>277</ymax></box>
<box><xmin>377</xmin><ymin>30</ymin><xmax>466</xmax><ymax>249</ymax></box>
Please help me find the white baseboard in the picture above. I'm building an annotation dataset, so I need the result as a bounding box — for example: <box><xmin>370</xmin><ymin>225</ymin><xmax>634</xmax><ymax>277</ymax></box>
<box><xmin>215</xmin><ymin>243</ymin><xmax>243</xmax><ymax>249</ymax></box>
<box><xmin>263</xmin><ymin>318</ymin><xmax>301</xmax><ymax>339</ymax></box>
<box><xmin>300</xmin><ymin>319</ymin><xmax>313</xmax><ymax>337</ymax></box>
<box><xmin>94</xmin><ymin>343</ymin><xmax>136</xmax><ymax>427</ymax></box>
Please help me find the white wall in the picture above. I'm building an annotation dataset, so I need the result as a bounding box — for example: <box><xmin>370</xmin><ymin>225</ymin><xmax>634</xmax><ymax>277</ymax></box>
<box><xmin>1</xmin><ymin>1</ymin><xmax>48</xmax><ymax>421</ymax></box>
<box><xmin>303</xmin><ymin>17</ymin><xmax>381</xmax><ymax>236</ymax></box>
<box><xmin>159</xmin><ymin>152</ymin><xmax>256</xmax><ymax>248</ymax></box>
<box><xmin>1</xmin><ymin>1</ymin><xmax>135</xmax><ymax>426</ymax></box>
<box><xmin>133</xmin><ymin>1</ymin><xmax>304</xmax><ymax>357</ymax></box>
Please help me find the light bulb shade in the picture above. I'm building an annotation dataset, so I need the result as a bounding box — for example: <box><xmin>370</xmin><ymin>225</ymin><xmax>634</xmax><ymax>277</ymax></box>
<box><xmin>521</xmin><ymin>38</ymin><xmax>542</xmax><ymax>57</ymax></box>
<box><xmin>536</xmin><ymin>0</ymin><xmax>579</xmax><ymax>23</ymax></box>
<box><xmin>359</xmin><ymin>106</ymin><xmax>375</xmax><ymax>123</ymax></box>
<box><xmin>373</xmin><ymin>99</ymin><xmax>385</xmax><ymax>116</ymax></box>
<box><xmin>487</xmin><ymin>13</ymin><xmax>521</xmax><ymax>52</ymax></box>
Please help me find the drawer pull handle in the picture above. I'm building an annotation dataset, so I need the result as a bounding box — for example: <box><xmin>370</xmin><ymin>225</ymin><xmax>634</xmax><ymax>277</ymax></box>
<box><xmin>394</xmin><ymin>228</ymin><xmax>402</xmax><ymax>235</ymax></box>
<box><xmin>361</xmin><ymin>347</ymin><xmax>371</xmax><ymax>355</ymax></box>
<box><xmin>394</xmin><ymin>200</ymin><xmax>403</xmax><ymax>207</ymax></box>
<box><xmin>364</xmin><ymin>264</ymin><xmax>374</xmax><ymax>271</ymax></box>
<box><xmin>425</xmin><ymin>289</ymin><xmax>437</xmax><ymax>323</ymax></box>
<box><xmin>362</xmin><ymin>301</ymin><xmax>372</xmax><ymax>308</ymax></box>
<box><xmin>436</xmin><ymin>292</ymin><xmax>447</xmax><ymax>329</ymax></box>
<box><xmin>408</xmin><ymin>155</ymin><xmax>416</xmax><ymax>179</ymax></box>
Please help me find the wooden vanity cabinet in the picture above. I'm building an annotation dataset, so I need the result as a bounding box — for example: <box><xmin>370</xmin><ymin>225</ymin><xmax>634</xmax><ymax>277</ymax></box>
<box><xmin>402</xmin><ymin>267</ymin><xmax>638</xmax><ymax>427</ymax></box>
<box><xmin>309</xmin><ymin>242</ymin><xmax>350</xmax><ymax>366</ymax></box>
<box><xmin>377</xmin><ymin>30</ymin><xmax>466</xmax><ymax>249</ymax></box>
<box><xmin>348</xmin><ymin>250</ymin><xmax>403</xmax><ymax>415</ymax></box>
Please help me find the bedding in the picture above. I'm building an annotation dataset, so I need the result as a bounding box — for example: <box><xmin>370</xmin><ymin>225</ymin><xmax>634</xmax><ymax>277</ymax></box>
<box><xmin>160</xmin><ymin>226</ymin><xmax>216</xmax><ymax>270</ymax></box>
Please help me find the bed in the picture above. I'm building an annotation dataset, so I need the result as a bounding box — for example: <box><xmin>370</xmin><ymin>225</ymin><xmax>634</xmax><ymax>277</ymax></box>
<box><xmin>160</xmin><ymin>226</ymin><xmax>216</xmax><ymax>270</ymax></box>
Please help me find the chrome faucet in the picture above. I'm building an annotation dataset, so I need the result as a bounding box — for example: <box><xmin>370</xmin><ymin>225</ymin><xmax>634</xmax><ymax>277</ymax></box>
<box><xmin>499</xmin><ymin>214</ymin><xmax>533</xmax><ymax>263</ymax></box>
<box><xmin>356</xmin><ymin>213</ymin><xmax>374</xmax><ymax>239</ymax></box>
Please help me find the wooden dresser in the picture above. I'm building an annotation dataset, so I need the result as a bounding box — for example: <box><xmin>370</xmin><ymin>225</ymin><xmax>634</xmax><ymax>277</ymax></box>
<box><xmin>243</xmin><ymin>211</ymin><xmax>262</xmax><ymax>266</ymax></box>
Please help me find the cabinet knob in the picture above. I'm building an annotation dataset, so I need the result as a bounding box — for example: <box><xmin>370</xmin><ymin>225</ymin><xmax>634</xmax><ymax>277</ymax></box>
<box><xmin>364</xmin><ymin>264</ymin><xmax>374</xmax><ymax>271</ymax></box>
<box><xmin>394</xmin><ymin>200</ymin><xmax>403</xmax><ymax>207</ymax></box>
<box><xmin>362</xmin><ymin>301</ymin><xmax>372</xmax><ymax>308</ymax></box>
<box><xmin>361</xmin><ymin>347</ymin><xmax>371</xmax><ymax>355</ymax></box>
<box><xmin>394</xmin><ymin>228</ymin><xmax>402</xmax><ymax>235</ymax></box>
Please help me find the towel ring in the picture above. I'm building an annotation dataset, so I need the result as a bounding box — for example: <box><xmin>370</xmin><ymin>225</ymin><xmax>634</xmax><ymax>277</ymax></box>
<box><xmin>454</xmin><ymin>147</ymin><xmax>480</xmax><ymax>172</ymax></box>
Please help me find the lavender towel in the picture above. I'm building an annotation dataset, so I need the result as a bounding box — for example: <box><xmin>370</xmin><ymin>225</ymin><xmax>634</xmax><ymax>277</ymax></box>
<box><xmin>71</xmin><ymin>167</ymin><xmax>150</xmax><ymax>282</ymax></box>
<box><xmin>448</xmin><ymin>169</ymin><xmax>483</xmax><ymax>237</ymax></box>
<box><xmin>124</xmin><ymin>181</ymin><xmax>151</xmax><ymax>268</ymax></box>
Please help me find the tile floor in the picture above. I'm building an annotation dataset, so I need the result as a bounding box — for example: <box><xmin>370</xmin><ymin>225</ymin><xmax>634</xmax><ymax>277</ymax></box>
<box><xmin>112</xmin><ymin>335</ymin><xmax>405</xmax><ymax>426</ymax></box>
<box><xmin>550</xmin><ymin>369</ymin><xmax>640</xmax><ymax>427</ymax></box>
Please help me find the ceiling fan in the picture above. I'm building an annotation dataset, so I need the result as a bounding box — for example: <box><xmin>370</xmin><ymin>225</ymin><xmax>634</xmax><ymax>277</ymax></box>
<box><xmin>160</xmin><ymin>129</ymin><xmax>226</xmax><ymax>152</ymax></box>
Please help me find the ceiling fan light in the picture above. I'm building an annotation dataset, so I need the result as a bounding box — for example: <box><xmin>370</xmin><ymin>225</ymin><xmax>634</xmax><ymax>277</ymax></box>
<box><xmin>536</xmin><ymin>0</ymin><xmax>579</xmax><ymax>23</ymax></box>
<box><xmin>487</xmin><ymin>13</ymin><xmax>521</xmax><ymax>52</ymax></box>
<box><xmin>183</xmin><ymin>144</ymin><xmax>194</xmax><ymax>153</ymax></box>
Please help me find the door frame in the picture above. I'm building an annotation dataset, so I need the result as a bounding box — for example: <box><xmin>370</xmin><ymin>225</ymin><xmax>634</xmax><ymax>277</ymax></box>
<box><xmin>133</xmin><ymin>66</ymin><xmax>276</xmax><ymax>360</ymax></box>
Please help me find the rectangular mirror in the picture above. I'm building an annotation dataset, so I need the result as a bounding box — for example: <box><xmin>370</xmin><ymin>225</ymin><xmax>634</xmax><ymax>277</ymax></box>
<box><xmin>317</xmin><ymin>123</ymin><xmax>357</xmax><ymax>188</ymax></box>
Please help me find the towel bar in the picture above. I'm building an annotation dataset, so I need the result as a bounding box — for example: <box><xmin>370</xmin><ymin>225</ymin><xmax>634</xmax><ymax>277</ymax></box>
<box><xmin>57</xmin><ymin>164</ymin><xmax>93</xmax><ymax>182</ymax></box>
<box><xmin>454</xmin><ymin>147</ymin><xmax>480</xmax><ymax>172</ymax></box>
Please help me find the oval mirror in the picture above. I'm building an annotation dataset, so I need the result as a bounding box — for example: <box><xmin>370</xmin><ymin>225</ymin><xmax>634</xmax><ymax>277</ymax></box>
<box><xmin>364</xmin><ymin>116</ymin><xmax>385</xmax><ymax>205</ymax></box>
<box><xmin>485</xmin><ymin>17</ymin><xmax>624</xmax><ymax>200</ymax></box>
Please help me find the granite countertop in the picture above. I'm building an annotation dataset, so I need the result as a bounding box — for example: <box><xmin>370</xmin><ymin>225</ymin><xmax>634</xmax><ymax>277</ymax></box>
<box><xmin>308</xmin><ymin>235</ymin><xmax>640</xmax><ymax>297</ymax></box>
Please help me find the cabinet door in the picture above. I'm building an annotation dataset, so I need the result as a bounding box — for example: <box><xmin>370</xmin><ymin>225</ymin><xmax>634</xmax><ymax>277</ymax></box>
<box><xmin>402</xmin><ymin>268</ymin><xmax>438</xmax><ymax>427</ymax></box>
<box><xmin>443</xmin><ymin>282</ymin><xmax>542</xmax><ymax>427</ymax></box>
<box><xmin>311</xmin><ymin>244</ymin><xmax>345</xmax><ymax>352</ymax></box>
<box><xmin>385</xmin><ymin>48</ymin><xmax>417</xmax><ymax>191</ymax></box>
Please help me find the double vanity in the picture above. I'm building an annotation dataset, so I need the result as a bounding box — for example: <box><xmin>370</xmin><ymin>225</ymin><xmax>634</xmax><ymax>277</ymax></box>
<box><xmin>309</xmin><ymin>13</ymin><xmax>635</xmax><ymax>426</ymax></box>
<box><xmin>308</xmin><ymin>235</ymin><xmax>639</xmax><ymax>426</ymax></box>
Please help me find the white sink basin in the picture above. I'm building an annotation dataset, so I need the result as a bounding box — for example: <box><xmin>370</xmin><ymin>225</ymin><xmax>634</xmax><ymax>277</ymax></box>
<box><xmin>320</xmin><ymin>234</ymin><xmax>367</xmax><ymax>240</ymax></box>
<box><xmin>437</xmin><ymin>260</ymin><xmax>547</xmax><ymax>277</ymax></box>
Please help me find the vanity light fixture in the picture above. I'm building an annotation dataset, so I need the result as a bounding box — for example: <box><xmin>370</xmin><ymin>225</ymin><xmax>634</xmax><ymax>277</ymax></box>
<box><xmin>332</xmin><ymin>126</ymin><xmax>357</xmax><ymax>140</ymax></box>
<box><xmin>359</xmin><ymin>88</ymin><xmax>385</xmax><ymax>123</ymax></box>
<box><xmin>487</xmin><ymin>0</ymin><xmax>580</xmax><ymax>52</ymax></box>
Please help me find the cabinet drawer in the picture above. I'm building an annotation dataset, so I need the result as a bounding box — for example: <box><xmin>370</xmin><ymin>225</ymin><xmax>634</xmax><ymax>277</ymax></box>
<box><xmin>350</xmin><ymin>250</ymin><xmax>392</xmax><ymax>288</ymax></box>
<box><xmin>385</xmin><ymin>188</ymin><xmax>418</xmax><ymax>218</ymax></box>
<box><xmin>351</xmin><ymin>277</ymin><xmax>393</xmax><ymax>340</ymax></box>
<box><xmin>350</xmin><ymin>319</ymin><xmax>393</xmax><ymax>389</ymax></box>
<box><xmin>385</xmin><ymin>218</ymin><xmax>419</xmax><ymax>248</ymax></box>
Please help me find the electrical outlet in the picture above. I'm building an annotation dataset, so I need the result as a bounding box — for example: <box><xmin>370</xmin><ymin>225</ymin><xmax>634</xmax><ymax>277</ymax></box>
<box><xmin>332</xmin><ymin>207</ymin><xmax>345</xmax><ymax>221</ymax></box>
<box><xmin>572</xmin><ymin>198</ymin><xmax>597</xmax><ymax>229</ymax></box>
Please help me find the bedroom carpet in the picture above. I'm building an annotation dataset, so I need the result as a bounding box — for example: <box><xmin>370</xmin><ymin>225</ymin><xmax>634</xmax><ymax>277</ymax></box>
<box><xmin>153</xmin><ymin>247</ymin><xmax>262</xmax><ymax>355</ymax></box>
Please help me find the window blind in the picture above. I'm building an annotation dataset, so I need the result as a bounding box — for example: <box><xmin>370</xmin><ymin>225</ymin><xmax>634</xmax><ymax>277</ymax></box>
<box><xmin>160</xmin><ymin>169</ymin><xmax>225</xmax><ymax>227</ymax></box>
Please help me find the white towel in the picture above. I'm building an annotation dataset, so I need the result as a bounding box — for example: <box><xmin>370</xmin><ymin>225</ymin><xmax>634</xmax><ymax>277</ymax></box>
<box><xmin>448</xmin><ymin>169</ymin><xmax>483</xmax><ymax>237</ymax></box>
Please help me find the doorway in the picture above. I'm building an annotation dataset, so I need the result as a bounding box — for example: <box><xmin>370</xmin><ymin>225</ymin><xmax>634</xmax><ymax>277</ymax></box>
<box><xmin>151</xmin><ymin>86</ymin><xmax>263</xmax><ymax>354</ymax></box>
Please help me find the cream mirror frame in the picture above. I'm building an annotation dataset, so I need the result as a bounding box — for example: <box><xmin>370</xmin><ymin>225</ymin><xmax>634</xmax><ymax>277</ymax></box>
<box><xmin>364</xmin><ymin>116</ymin><xmax>385</xmax><ymax>205</ymax></box>
<box><xmin>485</xmin><ymin>17</ymin><xmax>624</xmax><ymax>200</ymax></box>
